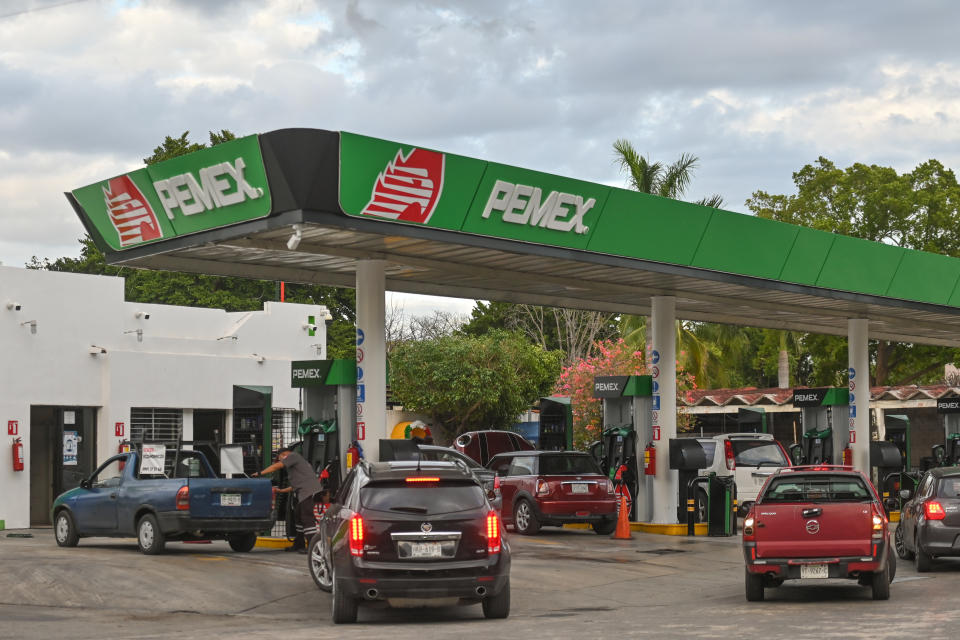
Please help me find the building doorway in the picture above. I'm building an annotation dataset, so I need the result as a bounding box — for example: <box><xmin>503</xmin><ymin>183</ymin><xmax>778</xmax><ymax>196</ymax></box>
<box><xmin>193</xmin><ymin>409</ymin><xmax>226</xmax><ymax>473</ymax></box>
<box><xmin>29</xmin><ymin>406</ymin><xmax>97</xmax><ymax>526</ymax></box>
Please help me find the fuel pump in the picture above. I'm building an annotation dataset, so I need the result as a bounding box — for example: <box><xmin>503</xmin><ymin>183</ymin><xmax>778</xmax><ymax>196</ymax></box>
<box><xmin>790</xmin><ymin>388</ymin><xmax>850</xmax><ymax>465</ymax></box>
<box><xmin>934</xmin><ymin>398</ymin><xmax>960</xmax><ymax>469</ymax></box>
<box><xmin>591</xmin><ymin>374</ymin><xmax>653</xmax><ymax>522</ymax></box>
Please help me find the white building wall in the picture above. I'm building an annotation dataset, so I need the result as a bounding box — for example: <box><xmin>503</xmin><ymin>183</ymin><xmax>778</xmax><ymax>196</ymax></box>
<box><xmin>0</xmin><ymin>265</ymin><xmax>330</xmax><ymax>529</ymax></box>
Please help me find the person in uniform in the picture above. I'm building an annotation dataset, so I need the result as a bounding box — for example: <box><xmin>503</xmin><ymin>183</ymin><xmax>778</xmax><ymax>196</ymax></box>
<box><xmin>253</xmin><ymin>447</ymin><xmax>324</xmax><ymax>553</ymax></box>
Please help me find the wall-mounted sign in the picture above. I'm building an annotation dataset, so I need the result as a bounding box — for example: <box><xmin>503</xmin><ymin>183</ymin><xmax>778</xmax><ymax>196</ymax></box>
<box><xmin>7</xmin><ymin>420</ymin><xmax>17</xmax><ymax>436</ymax></box>
<box><xmin>63</xmin><ymin>410</ymin><xmax>76</xmax><ymax>425</ymax></box>
<box><xmin>63</xmin><ymin>431</ymin><xmax>79</xmax><ymax>466</ymax></box>
<box><xmin>115</xmin><ymin>422</ymin><xmax>125</xmax><ymax>437</ymax></box>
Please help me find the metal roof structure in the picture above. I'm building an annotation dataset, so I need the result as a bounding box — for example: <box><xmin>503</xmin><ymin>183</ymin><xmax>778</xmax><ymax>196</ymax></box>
<box><xmin>68</xmin><ymin>128</ymin><xmax>960</xmax><ymax>347</ymax></box>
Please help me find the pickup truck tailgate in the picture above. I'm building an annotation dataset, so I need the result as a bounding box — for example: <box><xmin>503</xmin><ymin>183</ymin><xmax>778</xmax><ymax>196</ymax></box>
<box><xmin>187</xmin><ymin>478</ymin><xmax>273</xmax><ymax>519</ymax></box>
<box><xmin>756</xmin><ymin>503</ymin><xmax>873</xmax><ymax>558</ymax></box>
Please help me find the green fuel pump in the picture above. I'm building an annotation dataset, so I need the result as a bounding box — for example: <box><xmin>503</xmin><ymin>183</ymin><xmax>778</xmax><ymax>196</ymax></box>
<box><xmin>789</xmin><ymin>388</ymin><xmax>849</xmax><ymax>465</ymax></box>
<box><xmin>934</xmin><ymin>398</ymin><xmax>960</xmax><ymax>468</ymax></box>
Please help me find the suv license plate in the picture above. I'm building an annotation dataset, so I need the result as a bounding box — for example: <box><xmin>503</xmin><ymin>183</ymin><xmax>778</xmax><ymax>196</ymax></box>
<box><xmin>410</xmin><ymin>542</ymin><xmax>442</xmax><ymax>558</ymax></box>
<box><xmin>800</xmin><ymin>564</ymin><xmax>828</xmax><ymax>579</ymax></box>
<box><xmin>571</xmin><ymin>483</ymin><xmax>589</xmax><ymax>494</ymax></box>
<box><xmin>220</xmin><ymin>494</ymin><xmax>241</xmax><ymax>507</ymax></box>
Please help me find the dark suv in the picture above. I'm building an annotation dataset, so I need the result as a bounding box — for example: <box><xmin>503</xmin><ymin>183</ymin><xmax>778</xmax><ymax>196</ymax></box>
<box><xmin>307</xmin><ymin>460</ymin><xmax>510</xmax><ymax>624</ymax></box>
<box><xmin>487</xmin><ymin>451</ymin><xmax>617</xmax><ymax>535</ymax></box>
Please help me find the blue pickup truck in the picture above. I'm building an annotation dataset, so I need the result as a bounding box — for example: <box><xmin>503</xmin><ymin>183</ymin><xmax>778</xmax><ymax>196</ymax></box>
<box><xmin>51</xmin><ymin>449</ymin><xmax>274</xmax><ymax>554</ymax></box>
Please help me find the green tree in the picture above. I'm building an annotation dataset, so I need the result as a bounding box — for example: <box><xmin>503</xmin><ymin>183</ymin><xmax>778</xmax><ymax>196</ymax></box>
<box><xmin>389</xmin><ymin>331</ymin><xmax>563</xmax><ymax>444</ymax></box>
<box><xmin>748</xmin><ymin>157</ymin><xmax>960</xmax><ymax>385</ymax></box>
<box><xmin>30</xmin><ymin>130</ymin><xmax>358</xmax><ymax>358</ymax></box>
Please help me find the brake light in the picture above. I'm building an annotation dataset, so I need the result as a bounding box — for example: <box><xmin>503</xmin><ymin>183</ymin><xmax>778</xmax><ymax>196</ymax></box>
<box><xmin>176</xmin><ymin>485</ymin><xmax>189</xmax><ymax>511</ymax></box>
<box><xmin>486</xmin><ymin>510</ymin><xmax>501</xmax><ymax>554</ymax></box>
<box><xmin>493</xmin><ymin>476</ymin><xmax>501</xmax><ymax>490</ymax></box>
<box><xmin>724</xmin><ymin>440</ymin><xmax>736</xmax><ymax>471</ymax></box>
<box><xmin>605</xmin><ymin>478</ymin><xmax>615</xmax><ymax>495</ymax></box>
<box><xmin>536</xmin><ymin>479</ymin><xmax>550</xmax><ymax>496</ymax></box>
<box><xmin>924</xmin><ymin>500</ymin><xmax>946</xmax><ymax>521</ymax></box>
<box><xmin>406</xmin><ymin>477</ymin><xmax>440</xmax><ymax>483</ymax></box>
<box><xmin>349</xmin><ymin>514</ymin><xmax>364</xmax><ymax>556</ymax></box>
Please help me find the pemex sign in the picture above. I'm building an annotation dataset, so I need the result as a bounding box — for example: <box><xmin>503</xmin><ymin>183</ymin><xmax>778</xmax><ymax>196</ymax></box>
<box><xmin>71</xmin><ymin>135</ymin><xmax>271</xmax><ymax>252</ymax></box>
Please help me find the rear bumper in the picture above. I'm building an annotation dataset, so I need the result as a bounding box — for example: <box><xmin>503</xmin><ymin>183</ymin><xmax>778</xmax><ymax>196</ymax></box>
<box><xmin>340</xmin><ymin>555</ymin><xmax>510</xmax><ymax>601</ymax></box>
<box><xmin>743</xmin><ymin>540</ymin><xmax>889</xmax><ymax>579</ymax></box>
<box><xmin>156</xmin><ymin>513</ymin><xmax>274</xmax><ymax>536</ymax></box>
<box><xmin>536</xmin><ymin>499</ymin><xmax>617</xmax><ymax>523</ymax></box>
<box><xmin>918</xmin><ymin>522</ymin><xmax>960</xmax><ymax>556</ymax></box>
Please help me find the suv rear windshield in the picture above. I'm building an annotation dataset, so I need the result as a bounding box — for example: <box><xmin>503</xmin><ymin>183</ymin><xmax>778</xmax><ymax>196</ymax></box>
<box><xmin>762</xmin><ymin>474</ymin><xmax>872</xmax><ymax>502</ymax></box>
<box><xmin>361</xmin><ymin>482</ymin><xmax>487</xmax><ymax>515</ymax></box>
<box><xmin>938</xmin><ymin>476</ymin><xmax>960</xmax><ymax>498</ymax></box>
<box><xmin>732</xmin><ymin>441</ymin><xmax>788</xmax><ymax>467</ymax></box>
<box><xmin>539</xmin><ymin>455</ymin><xmax>602</xmax><ymax>476</ymax></box>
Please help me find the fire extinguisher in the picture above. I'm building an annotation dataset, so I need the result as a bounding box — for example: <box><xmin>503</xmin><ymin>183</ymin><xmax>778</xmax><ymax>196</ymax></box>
<box><xmin>118</xmin><ymin>440</ymin><xmax>131</xmax><ymax>471</ymax></box>
<box><xmin>345</xmin><ymin>441</ymin><xmax>360</xmax><ymax>469</ymax></box>
<box><xmin>12</xmin><ymin>437</ymin><xmax>24</xmax><ymax>472</ymax></box>
<box><xmin>643</xmin><ymin>443</ymin><xmax>656</xmax><ymax>476</ymax></box>
<box><xmin>842</xmin><ymin>447</ymin><xmax>853</xmax><ymax>467</ymax></box>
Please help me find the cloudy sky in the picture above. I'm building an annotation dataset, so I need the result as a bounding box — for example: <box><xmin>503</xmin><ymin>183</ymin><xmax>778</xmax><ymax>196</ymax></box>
<box><xmin>2</xmin><ymin>0</ymin><xmax>959</xmax><ymax>316</ymax></box>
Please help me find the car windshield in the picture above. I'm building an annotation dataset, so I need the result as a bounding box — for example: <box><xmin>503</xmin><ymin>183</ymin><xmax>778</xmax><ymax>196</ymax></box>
<box><xmin>539</xmin><ymin>455</ymin><xmax>602</xmax><ymax>476</ymax></box>
<box><xmin>361</xmin><ymin>482</ymin><xmax>486</xmax><ymax>515</ymax></box>
<box><xmin>762</xmin><ymin>474</ymin><xmax>872</xmax><ymax>502</ymax></box>
<box><xmin>937</xmin><ymin>476</ymin><xmax>960</xmax><ymax>498</ymax></box>
<box><xmin>732</xmin><ymin>441</ymin><xmax>788</xmax><ymax>467</ymax></box>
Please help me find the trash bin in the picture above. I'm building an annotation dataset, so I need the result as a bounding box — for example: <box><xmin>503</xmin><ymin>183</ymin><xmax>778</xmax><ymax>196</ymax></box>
<box><xmin>708</xmin><ymin>474</ymin><xmax>736</xmax><ymax>537</ymax></box>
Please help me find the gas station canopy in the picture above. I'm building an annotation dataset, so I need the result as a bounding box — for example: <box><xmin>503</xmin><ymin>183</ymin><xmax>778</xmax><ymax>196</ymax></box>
<box><xmin>68</xmin><ymin>128</ymin><xmax>960</xmax><ymax>346</ymax></box>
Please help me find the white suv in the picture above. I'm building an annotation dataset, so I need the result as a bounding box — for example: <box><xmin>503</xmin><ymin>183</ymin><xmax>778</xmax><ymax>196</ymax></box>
<box><xmin>694</xmin><ymin>433</ymin><xmax>790</xmax><ymax>517</ymax></box>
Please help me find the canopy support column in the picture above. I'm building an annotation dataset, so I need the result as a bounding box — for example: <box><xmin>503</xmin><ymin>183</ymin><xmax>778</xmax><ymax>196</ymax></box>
<box><xmin>356</xmin><ymin>259</ymin><xmax>386</xmax><ymax>463</ymax></box>
<box><xmin>848</xmin><ymin>318</ymin><xmax>870</xmax><ymax>472</ymax></box>
<box><xmin>651</xmin><ymin>296</ymin><xmax>677</xmax><ymax>524</ymax></box>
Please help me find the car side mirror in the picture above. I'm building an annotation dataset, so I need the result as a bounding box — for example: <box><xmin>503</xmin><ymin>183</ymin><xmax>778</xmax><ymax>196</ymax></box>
<box><xmin>899</xmin><ymin>489</ymin><xmax>911</xmax><ymax>500</ymax></box>
<box><xmin>80</xmin><ymin>479</ymin><xmax>91</xmax><ymax>489</ymax></box>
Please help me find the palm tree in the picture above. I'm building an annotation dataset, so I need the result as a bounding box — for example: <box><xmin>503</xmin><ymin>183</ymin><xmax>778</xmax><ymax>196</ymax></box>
<box><xmin>613</xmin><ymin>138</ymin><xmax>725</xmax><ymax>381</ymax></box>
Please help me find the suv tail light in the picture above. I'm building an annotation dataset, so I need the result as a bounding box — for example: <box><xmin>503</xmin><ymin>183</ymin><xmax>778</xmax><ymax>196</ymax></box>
<box><xmin>924</xmin><ymin>500</ymin><xmax>946</xmax><ymax>521</ymax></box>
<box><xmin>536</xmin><ymin>479</ymin><xmax>550</xmax><ymax>496</ymax></box>
<box><xmin>724</xmin><ymin>440</ymin><xmax>736</xmax><ymax>471</ymax></box>
<box><xmin>493</xmin><ymin>475</ymin><xmax>501</xmax><ymax>490</ymax></box>
<box><xmin>486</xmin><ymin>510</ymin><xmax>501</xmax><ymax>554</ymax></box>
<box><xmin>348</xmin><ymin>514</ymin><xmax>365</xmax><ymax>556</ymax></box>
<box><xmin>176</xmin><ymin>485</ymin><xmax>189</xmax><ymax>511</ymax></box>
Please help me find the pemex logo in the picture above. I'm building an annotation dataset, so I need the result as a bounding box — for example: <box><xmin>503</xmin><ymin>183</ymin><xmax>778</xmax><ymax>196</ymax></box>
<box><xmin>102</xmin><ymin>175</ymin><xmax>163</xmax><ymax>247</ymax></box>
<box><xmin>360</xmin><ymin>148</ymin><xmax>445</xmax><ymax>224</ymax></box>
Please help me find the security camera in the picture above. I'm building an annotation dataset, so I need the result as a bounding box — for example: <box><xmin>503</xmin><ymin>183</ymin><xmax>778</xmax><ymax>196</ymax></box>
<box><xmin>6</xmin><ymin>302</ymin><xmax>21</xmax><ymax>311</ymax></box>
<box><xmin>287</xmin><ymin>224</ymin><xmax>303</xmax><ymax>251</ymax></box>
<box><xmin>302</xmin><ymin>323</ymin><xmax>318</xmax><ymax>332</ymax></box>
<box><xmin>135</xmin><ymin>311</ymin><xmax>150</xmax><ymax>320</ymax></box>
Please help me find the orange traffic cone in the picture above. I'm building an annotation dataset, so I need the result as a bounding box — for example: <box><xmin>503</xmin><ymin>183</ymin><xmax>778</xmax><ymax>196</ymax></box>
<box><xmin>612</xmin><ymin>492</ymin><xmax>632</xmax><ymax>540</ymax></box>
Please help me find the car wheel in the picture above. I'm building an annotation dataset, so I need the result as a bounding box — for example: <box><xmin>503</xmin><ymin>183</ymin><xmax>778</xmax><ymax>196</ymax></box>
<box><xmin>745</xmin><ymin>569</ymin><xmax>764</xmax><ymax>602</ymax></box>
<box><xmin>592</xmin><ymin>518</ymin><xmax>617</xmax><ymax>535</ymax></box>
<box><xmin>871</xmin><ymin>564</ymin><xmax>890</xmax><ymax>600</ymax></box>
<box><xmin>695</xmin><ymin>490</ymin><xmax>709</xmax><ymax>524</ymax></box>
<box><xmin>54</xmin><ymin>510</ymin><xmax>79</xmax><ymax>548</ymax></box>
<box><xmin>331</xmin><ymin>562</ymin><xmax>358</xmax><ymax>624</ymax></box>
<box><xmin>482</xmin><ymin>579</ymin><xmax>510</xmax><ymax>619</ymax></box>
<box><xmin>915</xmin><ymin>545</ymin><xmax>933</xmax><ymax>573</ymax></box>
<box><xmin>513</xmin><ymin>500</ymin><xmax>540</xmax><ymax>535</ymax></box>
<box><xmin>227</xmin><ymin>532</ymin><xmax>258</xmax><ymax>553</ymax></box>
<box><xmin>308</xmin><ymin>533</ymin><xmax>333</xmax><ymax>593</ymax></box>
<box><xmin>137</xmin><ymin>513</ymin><xmax>165</xmax><ymax>555</ymax></box>
<box><xmin>894</xmin><ymin>524</ymin><xmax>913</xmax><ymax>560</ymax></box>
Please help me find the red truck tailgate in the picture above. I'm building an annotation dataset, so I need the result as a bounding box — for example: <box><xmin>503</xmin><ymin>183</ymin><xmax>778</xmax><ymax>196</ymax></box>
<box><xmin>756</xmin><ymin>503</ymin><xmax>873</xmax><ymax>558</ymax></box>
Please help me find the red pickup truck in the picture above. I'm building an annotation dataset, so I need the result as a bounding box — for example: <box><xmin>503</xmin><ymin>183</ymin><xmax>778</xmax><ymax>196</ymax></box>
<box><xmin>742</xmin><ymin>465</ymin><xmax>894</xmax><ymax>601</ymax></box>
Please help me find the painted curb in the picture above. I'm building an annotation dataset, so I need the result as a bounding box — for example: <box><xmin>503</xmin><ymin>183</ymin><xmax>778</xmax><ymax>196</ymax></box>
<box><xmin>256</xmin><ymin>536</ymin><xmax>293</xmax><ymax>549</ymax></box>
<box><xmin>563</xmin><ymin>522</ymin><xmax>710</xmax><ymax>536</ymax></box>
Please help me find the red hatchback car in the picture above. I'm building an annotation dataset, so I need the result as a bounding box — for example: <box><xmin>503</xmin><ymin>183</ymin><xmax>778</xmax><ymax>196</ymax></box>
<box><xmin>742</xmin><ymin>465</ymin><xmax>894</xmax><ymax>601</ymax></box>
<box><xmin>486</xmin><ymin>451</ymin><xmax>618</xmax><ymax>535</ymax></box>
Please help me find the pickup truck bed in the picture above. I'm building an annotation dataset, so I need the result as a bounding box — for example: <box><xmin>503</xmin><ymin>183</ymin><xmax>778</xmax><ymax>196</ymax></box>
<box><xmin>52</xmin><ymin>449</ymin><xmax>274</xmax><ymax>554</ymax></box>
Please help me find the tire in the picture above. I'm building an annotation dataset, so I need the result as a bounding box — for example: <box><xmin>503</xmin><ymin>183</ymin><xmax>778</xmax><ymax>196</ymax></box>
<box><xmin>482</xmin><ymin>579</ymin><xmax>510</xmax><ymax>619</ymax></box>
<box><xmin>695</xmin><ymin>490</ymin><xmax>709</xmax><ymax>524</ymax></box>
<box><xmin>227</xmin><ymin>532</ymin><xmax>258</xmax><ymax>553</ymax></box>
<box><xmin>871</xmin><ymin>564</ymin><xmax>890</xmax><ymax>600</ymax></box>
<box><xmin>592</xmin><ymin>518</ymin><xmax>616</xmax><ymax>535</ymax></box>
<box><xmin>331</xmin><ymin>562</ymin><xmax>358</xmax><ymax>624</ymax></box>
<box><xmin>745</xmin><ymin>569</ymin><xmax>764</xmax><ymax>602</ymax></box>
<box><xmin>894</xmin><ymin>524</ymin><xmax>913</xmax><ymax>560</ymax></box>
<box><xmin>915</xmin><ymin>545</ymin><xmax>933</xmax><ymax>573</ymax></box>
<box><xmin>137</xmin><ymin>513</ymin><xmax>166</xmax><ymax>555</ymax></box>
<box><xmin>308</xmin><ymin>533</ymin><xmax>333</xmax><ymax>593</ymax></box>
<box><xmin>513</xmin><ymin>500</ymin><xmax>540</xmax><ymax>535</ymax></box>
<box><xmin>54</xmin><ymin>510</ymin><xmax>79</xmax><ymax>548</ymax></box>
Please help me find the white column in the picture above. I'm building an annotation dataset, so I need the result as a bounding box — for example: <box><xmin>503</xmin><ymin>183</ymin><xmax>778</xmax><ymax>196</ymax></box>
<box><xmin>848</xmin><ymin>319</ymin><xmax>870</xmax><ymax>472</ymax></box>
<box><xmin>356</xmin><ymin>260</ymin><xmax>386</xmax><ymax>464</ymax></box>
<box><xmin>651</xmin><ymin>296</ymin><xmax>677</xmax><ymax>524</ymax></box>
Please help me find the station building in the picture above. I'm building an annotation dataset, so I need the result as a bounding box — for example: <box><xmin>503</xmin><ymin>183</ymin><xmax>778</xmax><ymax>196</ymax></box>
<box><xmin>0</xmin><ymin>264</ymin><xmax>331</xmax><ymax>530</ymax></box>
